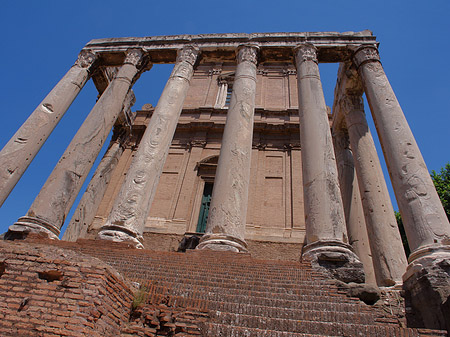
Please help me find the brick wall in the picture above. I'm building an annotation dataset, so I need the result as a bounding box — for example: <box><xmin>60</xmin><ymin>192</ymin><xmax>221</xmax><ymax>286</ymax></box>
<box><xmin>0</xmin><ymin>241</ymin><xmax>134</xmax><ymax>336</ymax></box>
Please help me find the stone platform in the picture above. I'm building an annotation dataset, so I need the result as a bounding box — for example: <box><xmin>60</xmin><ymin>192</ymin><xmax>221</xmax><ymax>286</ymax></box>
<box><xmin>0</xmin><ymin>238</ymin><xmax>447</xmax><ymax>336</ymax></box>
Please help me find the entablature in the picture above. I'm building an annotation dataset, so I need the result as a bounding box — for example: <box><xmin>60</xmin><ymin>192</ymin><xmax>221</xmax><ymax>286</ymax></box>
<box><xmin>84</xmin><ymin>31</ymin><xmax>378</xmax><ymax>66</ymax></box>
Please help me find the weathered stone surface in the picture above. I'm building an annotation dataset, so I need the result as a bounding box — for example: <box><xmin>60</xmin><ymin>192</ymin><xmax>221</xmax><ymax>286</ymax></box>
<box><xmin>333</xmin><ymin>126</ymin><xmax>376</xmax><ymax>285</ymax></box>
<box><xmin>354</xmin><ymin>45</ymin><xmax>450</xmax><ymax>254</ymax></box>
<box><xmin>333</xmin><ymin>62</ymin><xmax>407</xmax><ymax>286</ymax></box>
<box><xmin>197</xmin><ymin>45</ymin><xmax>259</xmax><ymax>252</ymax></box>
<box><xmin>85</xmin><ymin>31</ymin><xmax>377</xmax><ymax>64</ymax></box>
<box><xmin>302</xmin><ymin>240</ymin><xmax>365</xmax><ymax>284</ymax></box>
<box><xmin>0</xmin><ymin>50</ymin><xmax>97</xmax><ymax>207</ymax></box>
<box><xmin>403</xmin><ymin>251</ymin><xmax>450</xmax><ymax>333</ymax></box>
<box><xmin>98</xmin><ymin>46</ymin><xmax>199</xmax><ymax>247</ymax></box>
<box><xmin>62</xmin><ymin>129</ymin><xmax>127</xmax><ymax>242</ymax></box>
<box><xmin>295</xmin><ymin>43</ymin><xmax>364</xmax><ymax>282</ymax></box>
<box><xmin>7</xmin><ymin>49</ymin><xmax>146</xmax><ymax>240</ymax></box>
<box><xmin>335</xmin><ymin>281</ymin><xmax>381</xmax><ymax>305</ymax></box>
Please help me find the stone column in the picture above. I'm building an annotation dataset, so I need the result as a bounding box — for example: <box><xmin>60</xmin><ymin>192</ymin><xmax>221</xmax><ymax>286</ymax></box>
<box><xmin>342</xmin><ymin>92</ymin><xmax>408</xmax><ymax>286</ymax></box>
<box><xmin>197</xmin><ymin>45</ymin><xmax>259</xmax><ymax>252</ymax></box>
<box><xmin>0</xmin><ymin>50</ymin><xmax>97</xmax><ymax>207</ymax></box>
<box><xmin>6</xmin><ymin>49</ymin><xmax>147</xmax><ymax>240</ymax></box>
<box><xmin>97</xmin><ymin>46</ymin><xmax>199</xmax><ymax>248</ymax></box>
<box><xmin>62</xmin><ymin>128</ymin><xmax>127</xmax><ymax>242</ymax></box>
<box><xmin>333</xmin><ymin>126</ymin><xmax>376</xmax><ymax>285</ymax></box>
<box><xmin>354</xmin><ymin>45</ymin><xmax>450</xmax><ymax>329</ymax></box>
<box><xmin>295</xmin><ymin>43</ymin><xmax>364</xmax><ymax>283</ymax></box>
<box><xmin>354</xmin><ymin>45</ymin><xmax>450</xmax><ymax>256</ymax></box>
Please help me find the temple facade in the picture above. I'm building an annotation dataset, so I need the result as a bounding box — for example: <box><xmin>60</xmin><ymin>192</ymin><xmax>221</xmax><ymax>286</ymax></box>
<box><xmin>82</xmin><ymin>62</ymin><xmax>307</xmax><ymax>262</ymax></box>
<box><xmin>1</xmin><ymin>32</ymin><xmax>449</xmax><ymax>331</ymax></box>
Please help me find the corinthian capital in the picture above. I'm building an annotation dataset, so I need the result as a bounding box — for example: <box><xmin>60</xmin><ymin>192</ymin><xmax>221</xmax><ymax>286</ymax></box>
<box><xmin>295</xmin><ymin>43</ymin><xmax>318</xmax><ymax>64</ymax></box>
<box><xmin>75</xmin><ymin>50</ymin><xmax>98</xmax><ymax>69</ymax></box>
<box><xmin>353</xmin><ymin>45</ymin><xmax>380</xmax><ymax>68</ymax></box>
<box><xmin>236</xmin><ymin>44</ymin><xmax>259</xmax><ymax>65</ymax></box>
<box><xmin>176</xmin><ymin>45</ymin><xmax>200</xmax><ymax>66</ymax></box>
<box><xmin>123</xmin><ymin>49</ymin><xmax>146</xmax><ymax>67</ymax></box>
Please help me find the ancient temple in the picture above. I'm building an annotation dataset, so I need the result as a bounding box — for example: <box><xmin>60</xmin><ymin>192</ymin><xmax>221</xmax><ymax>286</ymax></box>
<box><xmin>0</xmin><ymin>31</ymin><xmax>449</xmax><ymax>335</ymax></box>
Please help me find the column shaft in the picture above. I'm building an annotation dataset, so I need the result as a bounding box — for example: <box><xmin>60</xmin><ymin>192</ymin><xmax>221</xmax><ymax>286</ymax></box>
<box><xmin>8</xmin><ymin>49</ymin><xmax>146</xmax><ymax>239</ymax></box>
<box><xmin>344</xmin><ymin>94</ymin><xmax>408</xmax><ymax>286</ymax></box>
<box><xmin>0</xmin><ymin>50</ymin><xmax>97</xmax><ymax>207</ymax></box>
<box><xmin>295</xmin><ymin>43</ymin><xmax>364</xmax><ymax>283</ymax></box>
<box><xmin>197</xmin><ymin>45</ymin><xmax>259</xmax><ymax>252</ymax></box>
<box><xmin>62</xmin><ymin>131</ymin><xmax>125</xmax><ymax>241</ymax></box>
<box><xmin>98</xmin><ymin>46</ymin><xmax>199</xmax><ymax>248</ymax></box>
<box><xmin>333</xmin><ymin>127</ymin><xmax>376</xmax><ymax>285</ymax></box>
<box><xmin>354</xmin><ymin>46</ymin><xmax>450</xmax><ymax>259</ymax></box>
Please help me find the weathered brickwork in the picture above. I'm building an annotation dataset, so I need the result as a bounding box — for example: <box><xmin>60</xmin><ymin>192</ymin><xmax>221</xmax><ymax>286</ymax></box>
<box><xmin>2</xmin><ymin>237</ymin><xmax>444</xmax><ymax>337</ymax></box>
<box><xmin>0</xmin><ymin>240</ymin><xmax>133</xmax><ymax>336</ymax></box>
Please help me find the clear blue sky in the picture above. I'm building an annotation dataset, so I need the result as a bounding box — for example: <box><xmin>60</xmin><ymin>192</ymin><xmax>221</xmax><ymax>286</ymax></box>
<box><xmin>0</xmin><ymin>0</ymin><xmax>449</xmax><ymax>236</ymax></box>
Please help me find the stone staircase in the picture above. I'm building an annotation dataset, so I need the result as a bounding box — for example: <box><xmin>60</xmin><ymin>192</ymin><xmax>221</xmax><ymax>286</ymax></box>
<box><xmin>30</xmin><ymin>239</ymin><xmax>447</xmax><ymax>337</ymax></box>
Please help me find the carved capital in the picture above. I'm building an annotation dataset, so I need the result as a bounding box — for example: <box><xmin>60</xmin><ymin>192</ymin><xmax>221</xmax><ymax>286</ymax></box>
<box><xmin>189</xmin><ymin>140</ymin><xmax>207</xmax><ymax>148</ymax></box>
<box><xmin>353</xmin><ymin>45</ymin><xmax>380</xmax><ymax>69</ymax></box>
<box><xmin>75</xmin><ymin>50</ymin><xmax>98</xmax><ymax>69</ymax></box>
<box><xmin>176</xmin><ymin>45</ymin><xmax>200</xmax><ymax>66</ymax></box>
<box><xmin>123</xmin><ymin>48</ymin><xmax>145</xmax><ymax>67</ymax></box>
<box><xmin>236</xmin><ymin>44</ymin><xmax>259</xmax><ymax>65</ymax></box>
<box><xmin>295</xmin><ymin>43</ymin><xmax>318</xmax><ymax>64</ymax></box>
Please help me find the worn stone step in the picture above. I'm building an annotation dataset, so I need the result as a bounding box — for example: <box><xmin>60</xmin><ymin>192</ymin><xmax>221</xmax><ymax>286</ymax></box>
<box><xmin>202</xmin><ymin>322</ymin><xmax>324</xmax><ymax>337</ymax></box>
<box><xmin>127</xmin><ymin>276</ymin><xmax>337</xmax><ymax>296</ymax></box>
<box><xmin>202</xmin><ymin>322</ymin><xmax>447</xmax><ymax>337</ymax></box>
<box><xmin>143</xmin><ymin>282</ymin><xmax>361</xmax><ymax>306</ymax></box>
<box><xmin>207</xmin><ymin>302</ymin><xmax>378</xmax><ymax>325</ymax></box>
<box><xmin>211</xmin><ymin>312</ymin><xmax>441</xmax><ymax>336</ymax></box>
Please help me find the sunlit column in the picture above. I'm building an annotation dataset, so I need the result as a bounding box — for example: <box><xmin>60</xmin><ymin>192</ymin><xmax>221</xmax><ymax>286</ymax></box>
<box><xmin>98</xmin><ymin>46</ymin><xmax>199</xmax><ymax>248</ymax></box>
<box><xmin>197</xmin><ymin>44</ymin><xmax>259</xmax><ymax>252</ymax></box>
<box><xmin>0</xmin><ymin>50</ymin><xmax>98</xmax><ymax>207</ymax></box>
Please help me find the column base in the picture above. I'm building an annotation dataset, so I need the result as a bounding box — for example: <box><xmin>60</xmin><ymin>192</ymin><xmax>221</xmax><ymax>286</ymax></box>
<box><xmin>97</xmin><ymin>225</ymin><xmax>144</xmax><ymax>249</ymax></box>
<box><xmin>301</xmin><ymin>240</ymin><xmax>365</xmax><ymax>284</ymax></box>
<box><xmin>196</xmin><ymin>234</ymin><xmax>248</xmax><ymax>253</ymax></box>
<box><xmin>402</xmin><ymin>244</ymin><xmax>450</xmax><ymax>333</ymax></box>
<box><xmin>4</xmin><ymin>216</ymin><xmax>60</xmax><ymax>240</ymax></box>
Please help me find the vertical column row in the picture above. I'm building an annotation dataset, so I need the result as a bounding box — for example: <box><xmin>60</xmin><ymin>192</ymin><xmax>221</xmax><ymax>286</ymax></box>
<box><xmin>7</xmin><ymin>49</ymin><xmax>148</xmax><ymax>239</ymax></box>
<box><xmin>98</xmin><ymin>46</ymin><xmax>200</xmax><ymax>248</ymax></box>
<box><xmin>0</xmin><ymin>50</ymin><xmax>98</xmax><ymax>207</ymax></box>
<box><xmin>332</xmin><ymin>126</ymin><xmax>376</xmax><ymax>285</ymax></box>
<box><xmin>353</xmin><ymin>45</ymin><xmax>450</xmax><ymax>260</ymax></box>
<box><xmin>295</xmin><ymin>43</ymin><xmax>365</xmax><ymax>283</ymax></box>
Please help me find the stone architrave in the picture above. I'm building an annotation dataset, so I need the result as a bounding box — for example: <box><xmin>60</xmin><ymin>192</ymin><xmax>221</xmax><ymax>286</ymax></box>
<box><xmin>295</xmin><ymin>43</ymin><xmax>364</xmax><ymax>283</ymax></box>
<box><xmin>97</xmin><ymin>46</ymin><xmax>199</xmax><ymax>248</ymax></box>
<box><xmin>197</xmin><ymin>45</ymin><xmax>259</xmax><ymax>252</ymax></box>
<box><xmin>0</xmin><ymin>50</ymin><xmax>98</xmax><ymax>207</ymax></box>
<box><xmin>333</xmin><ymin>127</ymin><xmax>376</xmax><ymax>285</ymax></box>
<box><xmin>7</xmin><ymin>49</ymin><xmax>147</xmax><ymax>240</ymax></box>
<box><xmin>354</xmin><ymin>45</ymin><xmax>450</xmax><ymax>329</ymax></box>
